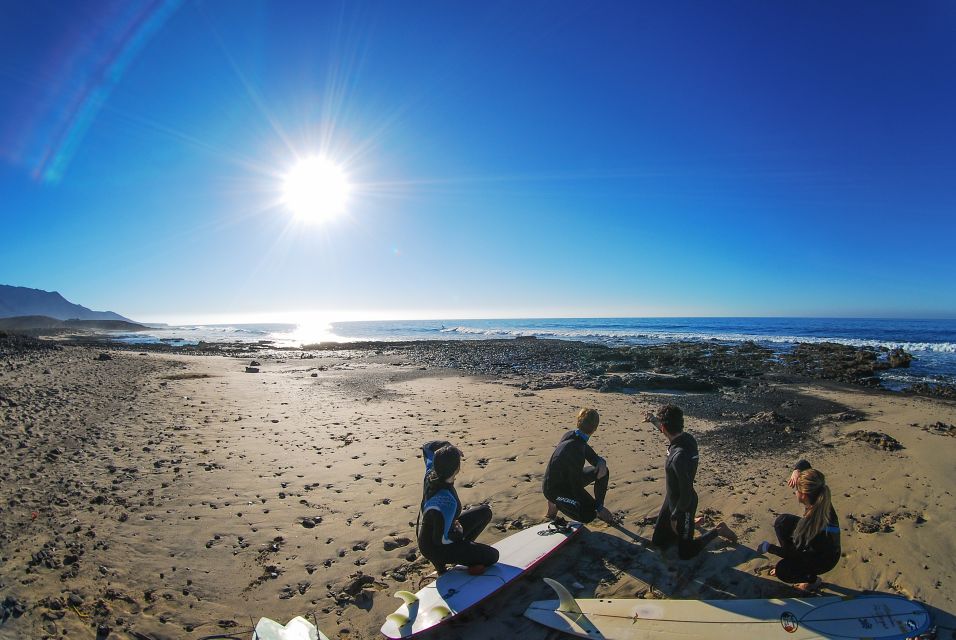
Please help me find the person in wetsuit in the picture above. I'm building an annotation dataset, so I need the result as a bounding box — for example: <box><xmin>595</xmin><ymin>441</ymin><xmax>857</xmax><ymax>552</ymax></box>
<box><xmin>645</xmin><ymin>404</ymin><xmax>736</xmax><ymax>559</ymax></box>
<box><xmin>757</xmin><ymin>460</ymin><xmax>841</xmax><ymax>592</ymax></box>
<box><xmin>417</xmin><ymin>443</ymin><xmax>499</xmax><ymax>574</ymax></box>
<box><xmin>543</xmin><ymin>408</ymin><xmax>615</xmax><ymax>524</ymax></box>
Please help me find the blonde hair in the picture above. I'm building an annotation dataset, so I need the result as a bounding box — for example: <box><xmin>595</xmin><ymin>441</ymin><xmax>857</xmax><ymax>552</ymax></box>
<box><xmin>576</xmin><ymin>408</ymin><xmax>600</xmax><ymax>434</ymax></box>
<box><xmin>792</xmin><ymin>469</ymin><xmax>832</xmax><ymax>548</ymax></box>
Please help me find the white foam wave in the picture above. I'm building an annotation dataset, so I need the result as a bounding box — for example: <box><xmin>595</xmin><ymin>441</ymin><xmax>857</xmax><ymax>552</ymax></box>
<box><xmin>435</xmin><ymin>326</ymin><xmax>956</xmax><ymax>353</ymax></box>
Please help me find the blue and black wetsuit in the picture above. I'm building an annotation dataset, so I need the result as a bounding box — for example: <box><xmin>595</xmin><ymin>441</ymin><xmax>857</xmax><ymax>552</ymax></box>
<box><xmin>417</xmin><ymin>481</ymin><xmax>498</xmax><ymax>573</ymax></box>
<box><xmin>542</xmin><ymin>429</ymin><xmax>609</xmax><ymax>523</ymax></box>
<box><xmin>417</xmin><ymin>441</ymin><xmax>498</xmax><ymax>573</ymax></box>
<box><xmin>768</xmin><ymin>460</ymin><xmax>841</xmax><ymax>584</ymax></box>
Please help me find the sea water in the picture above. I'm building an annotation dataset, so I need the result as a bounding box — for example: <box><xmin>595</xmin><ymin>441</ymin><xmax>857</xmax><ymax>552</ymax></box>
<box><xmin>111</xmin><ymin>317</ymin><xmax>956</xmax><ymax>388</ymax></box>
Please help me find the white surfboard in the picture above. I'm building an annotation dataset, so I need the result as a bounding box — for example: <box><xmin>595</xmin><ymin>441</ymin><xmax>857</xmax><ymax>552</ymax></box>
<box><xmin>381</xmin><ymin>521</ymin><xmax>582</xmax><ymax>639</ymax></box>
<box><xmin>252</xmin><ymin>616</ymin><xmax>330</xmax><ymax>640</ymax></box>
<box><xmin>524</xmin><ymin>578</ymin><xmax>932</xmax><ymax>640</ymax></box>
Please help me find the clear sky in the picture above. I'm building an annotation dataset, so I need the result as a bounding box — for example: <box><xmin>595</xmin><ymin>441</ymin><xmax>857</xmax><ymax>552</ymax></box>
<box><xmin>1</xmin><ymin>0</ymin><xmax>954</xmax><ymax>322</ymax></box>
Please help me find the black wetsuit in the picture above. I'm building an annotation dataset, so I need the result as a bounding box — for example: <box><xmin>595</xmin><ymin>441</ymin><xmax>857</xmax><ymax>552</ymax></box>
<box><xmin>542</xmin><ymin>430</ymin><xmax>609</xmax><ymax>523</ymax></box>
<box><xmin>652</xmin><ymin>431</ymin><xmax>718</xmax><ymax>559</ymax></box>
<box><xmin>768</xmin><ymin>460</ymin><xmax>841</xmax><ymax>584</ymax></box>
<box><xmin>417</xmin><ymin>482</ymin><xmax>498</xmax><ymax>572</ymax></box>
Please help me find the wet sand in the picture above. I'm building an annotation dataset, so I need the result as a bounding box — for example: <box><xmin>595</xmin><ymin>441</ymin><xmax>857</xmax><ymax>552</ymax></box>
<box><xmin>1</xmin><ymin>346</ymin><xmax>954</xmax><ymax>639</ymax></box>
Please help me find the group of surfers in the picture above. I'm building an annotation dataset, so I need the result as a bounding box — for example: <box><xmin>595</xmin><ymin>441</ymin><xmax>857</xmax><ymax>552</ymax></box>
<box><xmin>417</xmin><ymin>404</ymin><xmax>841</xmax><ymax>593</ymax></box>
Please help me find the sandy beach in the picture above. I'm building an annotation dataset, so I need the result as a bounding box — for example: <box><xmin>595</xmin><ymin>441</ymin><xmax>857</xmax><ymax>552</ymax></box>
<box><xmin>1</xmin><ymin>342</ymin><xmax>954</xmax><ymax>640</ymax></box>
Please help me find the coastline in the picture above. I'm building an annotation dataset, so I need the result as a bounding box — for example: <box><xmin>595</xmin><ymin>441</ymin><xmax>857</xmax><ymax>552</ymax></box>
<box><xmin>1</xmin><ymin>338</ymin><xmax>954</xmax><ymax>639</ymax></box>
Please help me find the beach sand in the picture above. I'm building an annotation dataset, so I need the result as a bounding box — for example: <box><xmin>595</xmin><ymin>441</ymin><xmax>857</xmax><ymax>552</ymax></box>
<box><xmin>1</xmin><ymin>346</ymin><xmax>954</xmax><ymax>639</ymax></box>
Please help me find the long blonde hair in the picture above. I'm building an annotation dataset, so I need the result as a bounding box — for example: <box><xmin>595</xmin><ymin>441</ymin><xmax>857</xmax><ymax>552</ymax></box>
<box><xmin>792</xmin><ymin>469</ymin><xmax>832</xmax><ymax>548</ymax></box>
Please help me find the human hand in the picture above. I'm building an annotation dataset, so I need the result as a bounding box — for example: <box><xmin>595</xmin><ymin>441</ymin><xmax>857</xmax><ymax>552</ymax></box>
<box><xmin>597</xmin><ymin>459</ymin><xmax>609</xmax><ymax>479</ymax></box>
<box><xmin>643</xmin><ymin>410</ymin><xmax>656</xmax><ymax>424</ymax></box>
<box><xmin>452</xmin><ymin>520</ymin><xmax>463</xmax><ymax>537</ymax></box>
<box><xmin>787</xmin><ymin>469</ymin><xmax>800</xmax><ymax>488</ymax></box>
<box><xmin>757</xmin><ymin>540</ymin><xmax>771</xmax><ymax>554</ymax></box>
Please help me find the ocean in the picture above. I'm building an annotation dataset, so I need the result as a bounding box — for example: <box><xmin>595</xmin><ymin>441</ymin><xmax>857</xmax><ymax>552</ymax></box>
<box><xmin>112</xmin><ymin>317</ymin><xmax>956</xmax><ymax>389</ymax></box>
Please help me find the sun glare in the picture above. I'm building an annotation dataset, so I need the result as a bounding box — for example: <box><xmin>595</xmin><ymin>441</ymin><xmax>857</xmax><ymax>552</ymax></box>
<box><xmin>282</xmin><ymin>156</ymin><xmax>351</xmax><ymax>223</ymax></box>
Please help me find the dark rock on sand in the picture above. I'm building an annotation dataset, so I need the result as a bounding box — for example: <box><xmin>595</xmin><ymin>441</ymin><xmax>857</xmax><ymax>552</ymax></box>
<box><xmin>383</xmin><ymin>537</ymin><xmax>411</xmax><ymax>551</ymax></box>
<box><xmin>846</xmin><ymin>430</ymin><xmax>903</xmax><ymax>451</ymax></box>
<box><xmin>905</xmin><ymin>382</ymin><xmax>956</xmax><ymax>400</ymax></box>
<box><xmin>342</xmin><ymin>574</ymin><xmax>374</xmax><ymax>596</ymax></box>
<box><xmin>922</xmin><ymin>422</ymin><xmax>955</xmax><ymax>437</ymax></box>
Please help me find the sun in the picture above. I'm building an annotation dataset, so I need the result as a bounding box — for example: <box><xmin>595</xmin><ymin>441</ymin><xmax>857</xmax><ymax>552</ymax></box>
<box><xmin>282</xmin><ymin>156</ymin><xmax>351</xmax><ymax>223</ymax></box>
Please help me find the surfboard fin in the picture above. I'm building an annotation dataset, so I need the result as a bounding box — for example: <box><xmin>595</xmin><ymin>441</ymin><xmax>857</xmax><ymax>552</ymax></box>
<box><xmin>394</xmin><ymin>590</ymin><xmax>419</xmax><ymax>605</ymax></box>
<box><xmin>544</xmin><ymin>578</ymin><xmax>583</xmax><ymax>614</ymax></box>
<box><xmin>385</xmin><ymin>613</ymin><xmax>409</xmax><ymax>627</ymax></box>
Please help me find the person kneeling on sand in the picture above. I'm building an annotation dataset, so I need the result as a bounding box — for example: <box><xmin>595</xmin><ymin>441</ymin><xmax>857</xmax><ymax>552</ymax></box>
<box><xmin>756</xmin><ymin>460</ymin><xmax>840</xmax><ymax>592</ymax></box>
<box><xmin>418</xmin><ymin>444</ymin><xmax>499</xmax><ymax>575</ymax></box>
<box><xmin>645</xmin><ymin>404</ymin><xmax>737</xmax><ymax>559</ymax></box>
<box><xmin>543</xmin><ymin>408</ymin><xmax>615</xmax><ymax>524</ymax></box>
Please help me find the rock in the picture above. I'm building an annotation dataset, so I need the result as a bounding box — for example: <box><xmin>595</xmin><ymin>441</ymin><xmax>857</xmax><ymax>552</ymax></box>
<box><xmin>96</xmin><ymin>353</ymin><xmax>112</xmax><ymax>361</ymax></box>
<box><xmin>906</xmin><ymin>382</ymin><xmax>956</xmax><ymax>400</ymax></box>
<box><xmin>847</xmin><ymin>430</ymin><xmax>903</xmax><ymax>451</ymax></box>
<box><xmin>250</xmin><ymin>360</ymin><xmax>261</xmax><ymax>366</ymax></box>
<box><xmin>1</xmin><ymin>595</ymin><xmax>27</xmax><ymax>620</ymax></box>
<box><xmin>924</xmin><ymin>422</ymin><xmax>956</xmax><ymax>437</ymax></box>
<box><xmin>311</xmin><ymin>372</ymin><xmax>318</xmax><ymax>377</ymax></box>
<box><xmin>745</xmin><ymin>411</ymin><xmax>790</xmax><ymax>424</ymax></box>
<box><xmin>887</xmin><ymin>348</ymin><xmax>912</xmax><ymax>368</ymax></box>
<box><xmin>342</xmin><ymin>574</ymin><xmax>374</xmax><ymax>596</ymax></box>
<box><xmin>383</xmin><ymin>537</ymin><xmax>411</xmax><ymax>551</ymax></box>
<box><xmin>245</xmin><ymin>367</ymin><xmax>259</xmax><ymax>373</ymax></box>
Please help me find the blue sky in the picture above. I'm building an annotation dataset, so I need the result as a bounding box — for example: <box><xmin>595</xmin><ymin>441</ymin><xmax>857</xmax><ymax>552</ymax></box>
<box><xmin>1</xmin><ymin>0</ymin><xmax>954</xmax><ymax>322</ymax></box>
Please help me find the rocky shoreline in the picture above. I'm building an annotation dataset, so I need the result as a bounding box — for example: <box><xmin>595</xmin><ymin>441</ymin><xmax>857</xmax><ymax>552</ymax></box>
<box><xmin>6</xmin><ymin>329</ymin><xmax>955</xmax><ymax>400</ymax></box>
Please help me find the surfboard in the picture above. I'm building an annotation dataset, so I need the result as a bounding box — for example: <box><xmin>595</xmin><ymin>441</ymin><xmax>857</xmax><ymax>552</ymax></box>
<box><xmin>380</xmin><ymin>520</ymin><xmax>582</xmax><ymax>639</ymax></box>
<box><xmin>524</xmin><ymin>578</ymin><xmax>932</xmax><ymax>640</ymax></box>
<box><xmin>252</xmin><ymin>615</ymin><xmax>330</xmax><ymax>640</ymax></box>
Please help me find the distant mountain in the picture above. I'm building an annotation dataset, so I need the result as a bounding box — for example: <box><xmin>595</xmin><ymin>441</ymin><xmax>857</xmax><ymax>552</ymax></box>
<box><xmin>0</xmin><ymin>285</ymin><xmax>133</xmax><ymax>322</ymax></box>
<box><xmin>0</xmin><ymin>316</ymin><xmax>147</xmax><ymax>332</ymax></box>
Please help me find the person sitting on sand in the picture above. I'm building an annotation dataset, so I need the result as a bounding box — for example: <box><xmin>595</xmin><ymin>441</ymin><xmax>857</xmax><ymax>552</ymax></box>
<box><xmin>543</xmin><ymin>408</ymin><xmax>615</xmax><ymax>524</ymax></box>
<box><xmin>645</xmin><ymin>404</ymin><xmax>736</xmax><ymax>559</ymax></box>
<box><xmin>418</xmin><ymin>444</ymin><xmax>499</xmax><ymax>575</ymax></box>
<box><xmin>756</xmin><ymin>460</ymin><xmax>840</xmax><ymax>592</ymax></box>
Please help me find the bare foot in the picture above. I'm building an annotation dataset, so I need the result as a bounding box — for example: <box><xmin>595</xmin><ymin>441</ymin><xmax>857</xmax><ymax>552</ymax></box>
<box><xmin>794</xmin><ymin>577</ymin><xmax>823</xmax><ymax>593</ymax></box>
<box><xmin>596</xmin><ymin>507</ymin><xmax>617</xmax><ymax>524</ymax></box>
<box><xmin>694</xmin><ymin>515</ymin><xmax>706</xmax><ymax>526</ymax></box>
<box><xmin>714</xmin><ymin>521</ymin><xmax>738</xmax><ymax>543</ymax></box>
<box><xmin>546</xmin><ymin>501</ymin><xmax>558</xmax><ymax>519</ymax></box>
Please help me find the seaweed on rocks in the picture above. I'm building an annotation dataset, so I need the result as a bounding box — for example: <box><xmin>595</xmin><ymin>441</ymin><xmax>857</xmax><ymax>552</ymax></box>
<box><xmin>779</xmin><ymin>342</ymin><xmax>908</xmax><ymax>386</ymax></box>
<box><xmin>904</xmin><ymin>382</ymin><xmax>956</xmax><ymax>400</ymax></box>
